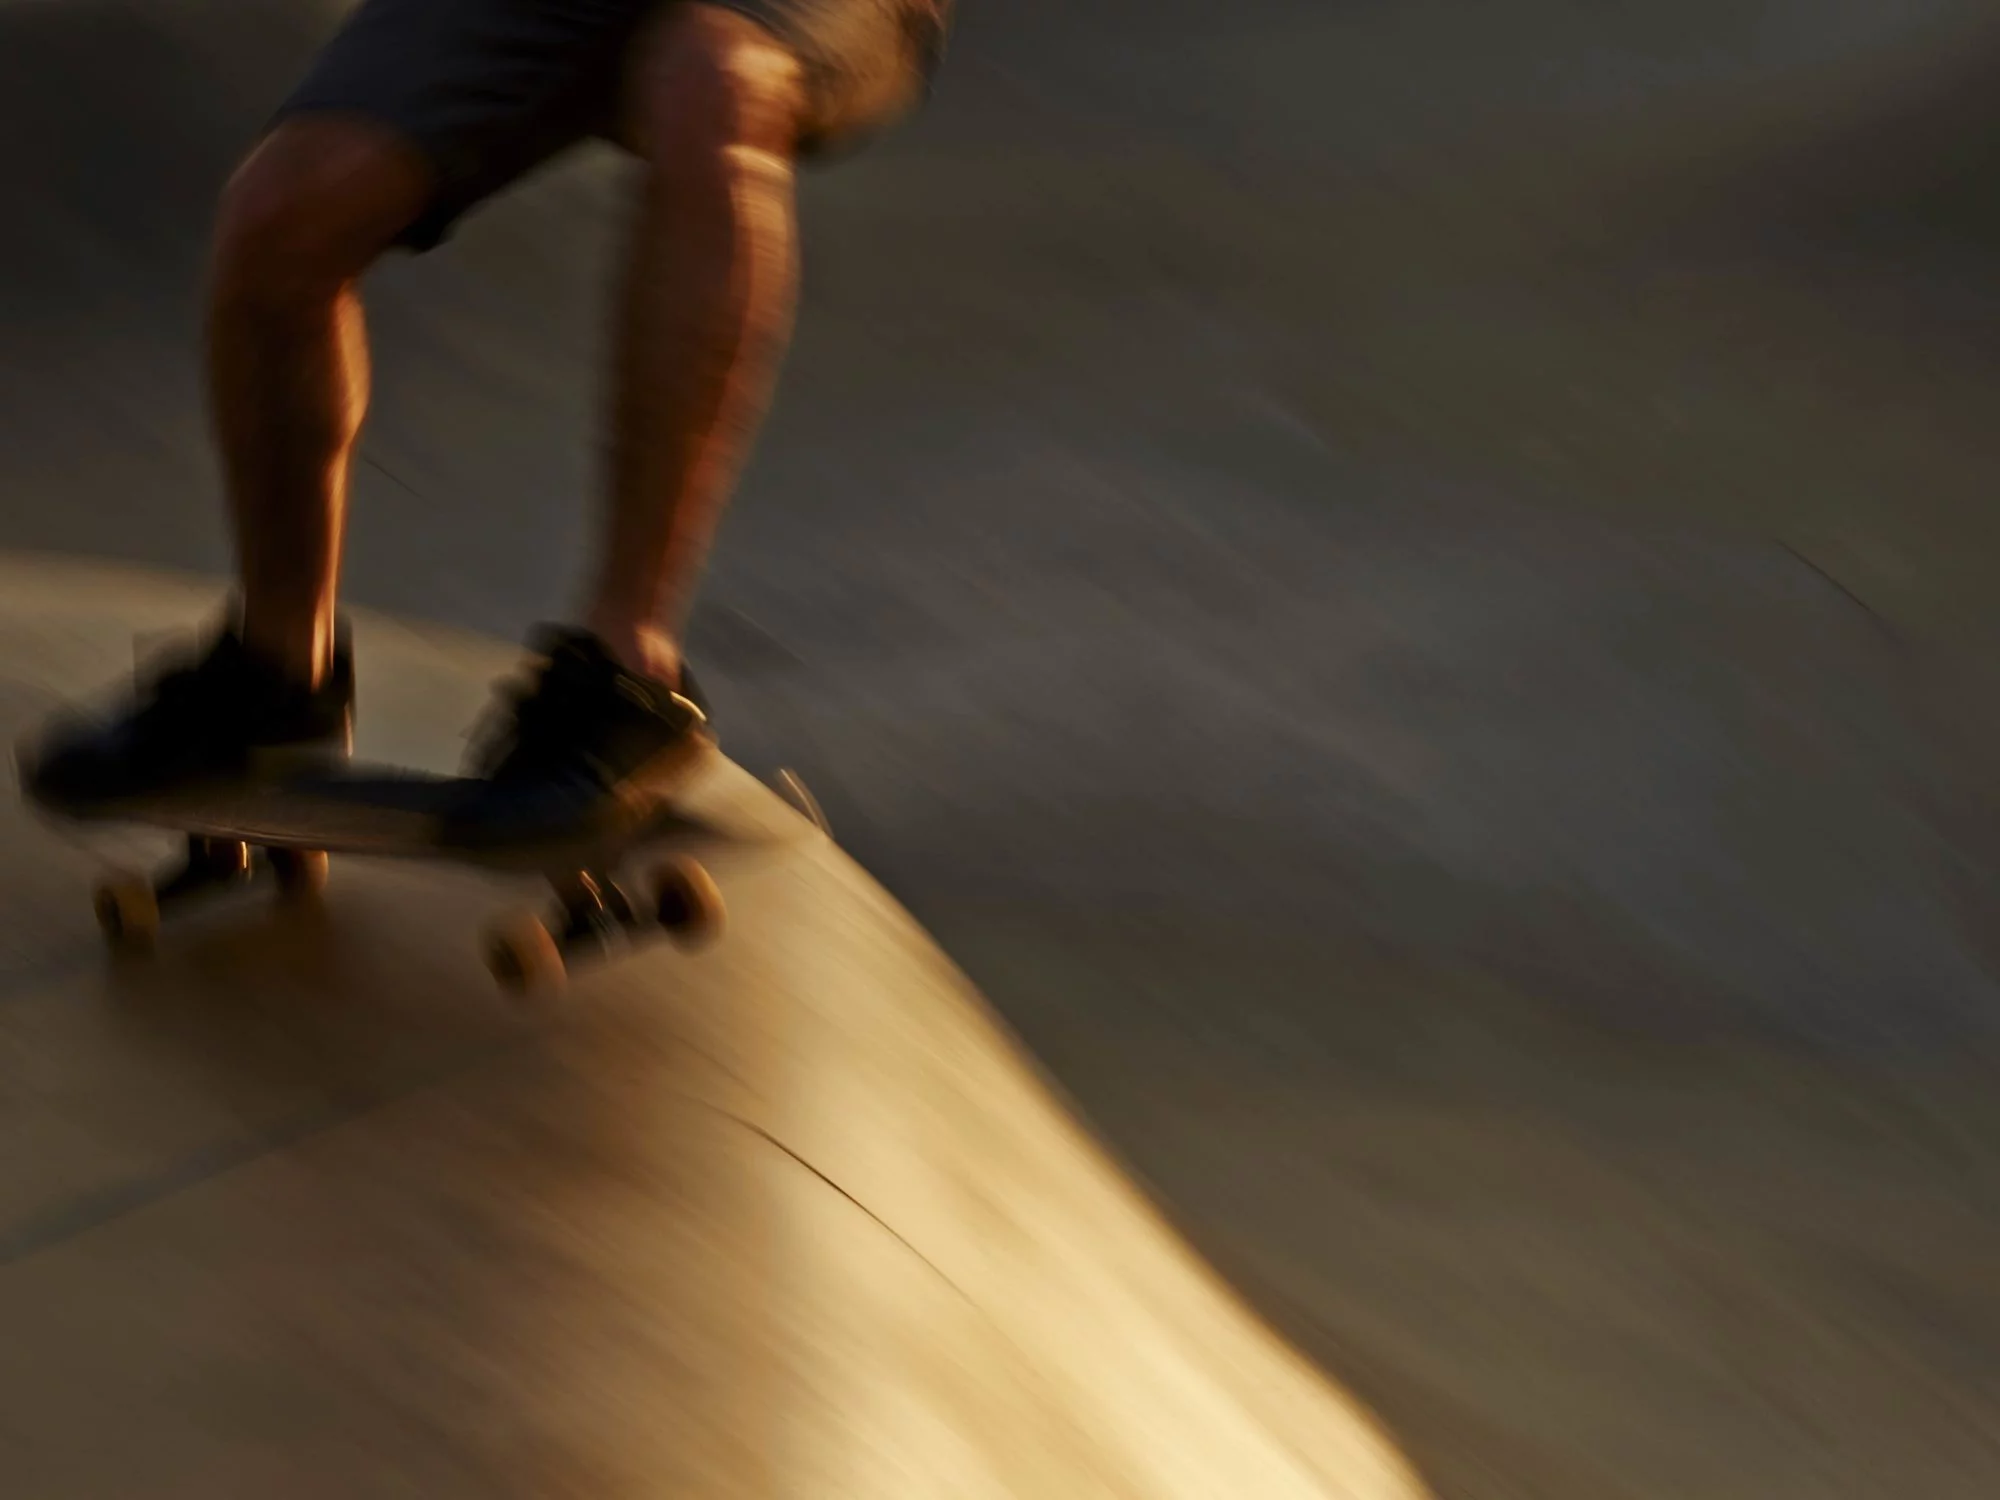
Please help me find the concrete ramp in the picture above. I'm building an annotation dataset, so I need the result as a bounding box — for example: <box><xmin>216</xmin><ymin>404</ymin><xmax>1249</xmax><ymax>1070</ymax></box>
<box><xmin>0</xmin><ymin>554</ymin><xmax>1423</xmax><ymax>1498</ymax></box>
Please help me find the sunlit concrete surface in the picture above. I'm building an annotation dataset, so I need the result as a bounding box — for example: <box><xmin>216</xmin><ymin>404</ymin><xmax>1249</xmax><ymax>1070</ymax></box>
<box><xmin>11</xmin><ymin>0</ymin><xmax>2000</xmax><ymax>1495</ymax></box>
<box><xmin>0</xmin><ymin>554</ymin><xmax>1424</xmax><ymax>1497</ymax></box>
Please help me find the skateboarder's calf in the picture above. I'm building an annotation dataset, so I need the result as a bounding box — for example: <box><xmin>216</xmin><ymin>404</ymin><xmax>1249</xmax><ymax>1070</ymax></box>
<box><xmin>21</xmin><ymin>0</ymin><xmax>947</xmax><ymax>848</ymax></box>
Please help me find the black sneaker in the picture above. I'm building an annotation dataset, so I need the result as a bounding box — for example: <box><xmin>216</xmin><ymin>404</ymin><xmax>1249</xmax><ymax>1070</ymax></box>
<box><xmin>440</xmin><ymin>626</ymin><xmax>717</xmax><ymax>851</ymax></box>
<box><xmin>17</xmin><ymin>624</ymin><xmax>355</xmax><ymax>817</ymax></box>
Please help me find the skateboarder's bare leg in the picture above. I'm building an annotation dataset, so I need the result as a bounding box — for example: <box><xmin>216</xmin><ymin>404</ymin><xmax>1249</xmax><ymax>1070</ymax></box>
<box><xmin>207</xmin><ymin>119</ymin><xmax>431</xmax><ymax>689</ymax></box>
<box><xmin>583</xmin><ymin>6</ymin><xmax>809</xmax><ymax>687</ymax></box>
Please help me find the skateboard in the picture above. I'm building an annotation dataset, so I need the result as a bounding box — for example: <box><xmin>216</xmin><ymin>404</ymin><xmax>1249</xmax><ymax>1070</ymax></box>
<box><xmin>58</xmin><ymin>763</ymin><xmax>830</xmax><ymax>996</ymax></box>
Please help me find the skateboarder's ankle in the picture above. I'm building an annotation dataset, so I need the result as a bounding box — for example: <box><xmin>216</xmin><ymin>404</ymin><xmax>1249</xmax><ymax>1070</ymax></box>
<box><xmin>581</xmin><ymin>617</ymin><xmax>682</xmax><ymax>691</ymax></box>
<box><xmin>236</xmin><ymin>613</ymin><xmax>339</xmax><ymax>694</ymax></box>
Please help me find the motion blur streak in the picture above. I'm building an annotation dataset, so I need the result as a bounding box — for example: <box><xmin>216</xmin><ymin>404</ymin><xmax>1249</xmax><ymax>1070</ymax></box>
<box><xmin>5</xmin><ymin>0</ymin><xmax>2000</xmax><ymax>1495</ymax></box>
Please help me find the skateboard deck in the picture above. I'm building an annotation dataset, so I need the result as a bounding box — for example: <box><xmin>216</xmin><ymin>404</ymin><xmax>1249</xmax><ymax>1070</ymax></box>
<box><xmin>48</xmin><ymin>760</ymin><xmax>830</xmax><ymax>995</ymax></box>
<box><xmin>102</xmin><ymin>768</ymin><xmax>735</xmax><ymax>869</ymax></box>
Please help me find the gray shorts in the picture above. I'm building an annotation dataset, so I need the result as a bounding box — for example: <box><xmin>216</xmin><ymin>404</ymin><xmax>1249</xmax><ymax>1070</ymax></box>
<box><xmin>279</xmin><ymin>0</ymin><xmax>950</xmax><ymax>250</ymax></box>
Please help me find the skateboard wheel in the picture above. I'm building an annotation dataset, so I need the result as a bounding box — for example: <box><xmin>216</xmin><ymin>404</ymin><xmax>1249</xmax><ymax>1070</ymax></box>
<box><xmin>93</xmin><ymin>873</ymin><xmax>160</xmax><ymax>952</ymax></box>
<box><xmin>486</xmin><ymin>912</ymin><xmax>566</xmax><ymax>998</ymax></box>
<box><xmin>651</xmin><ymin>857</ymin><xmax>725</xmax><ymax>950</ymax></box>
<box><xmin>771</xmin><ymin>768</ymin><xmax>832</xmax><ymax>838</ymax></box>
<box><xmin>270</xmin><ymin>849</ymin><xmax>330</xmax><ymax>901</ymax></box>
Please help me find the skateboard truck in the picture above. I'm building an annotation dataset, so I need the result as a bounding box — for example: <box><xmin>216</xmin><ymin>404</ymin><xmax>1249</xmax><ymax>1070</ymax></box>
<box><xmin>93</xmin><ymin>835</ymin><xmax>329</xmax><ymax>950</ymax></box>
<box><xmin>479</xmin><ymin>762</ymin><xmax>821</xmax><ymax>995</ymax></box>
<box><xmin>66</xmin><ymin>762</ymin><xmax>827</xmax><ymax>996</ymax></box>
<box><xmin>484</xmin><ymin>857</ymin><xmax>724</xmax><ymax>997</ymax></box>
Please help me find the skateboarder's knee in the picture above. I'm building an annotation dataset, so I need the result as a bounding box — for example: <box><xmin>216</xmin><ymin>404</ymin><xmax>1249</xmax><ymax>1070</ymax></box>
<box><xmin>212</xmin><ymin>118</ymin><xmax>432</xmax><ymax>306</ymax></box>
<box><xmin>622</xmin><ymin>4</ymin><xmax>809</xmax><ymax>184</ymax></box>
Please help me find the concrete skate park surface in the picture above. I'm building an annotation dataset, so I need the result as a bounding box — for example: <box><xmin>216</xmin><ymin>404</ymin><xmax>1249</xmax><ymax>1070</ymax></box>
<box><xmin>8</xmin><ymin>0</ymin><xmax>2000</xmax><ymax>1494</ymax></box>
<box><xmin>0</xmin><ymin>555</ymin><xmax>1418</xmax><ymax>1497</ymax></box>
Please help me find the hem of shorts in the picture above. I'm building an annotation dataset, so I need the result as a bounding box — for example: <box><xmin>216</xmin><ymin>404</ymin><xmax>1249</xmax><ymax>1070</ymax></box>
<box><xmin>266</xmin><ymin>99</ymin><xmax>468</xmax><ymax>252</ymax></box>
